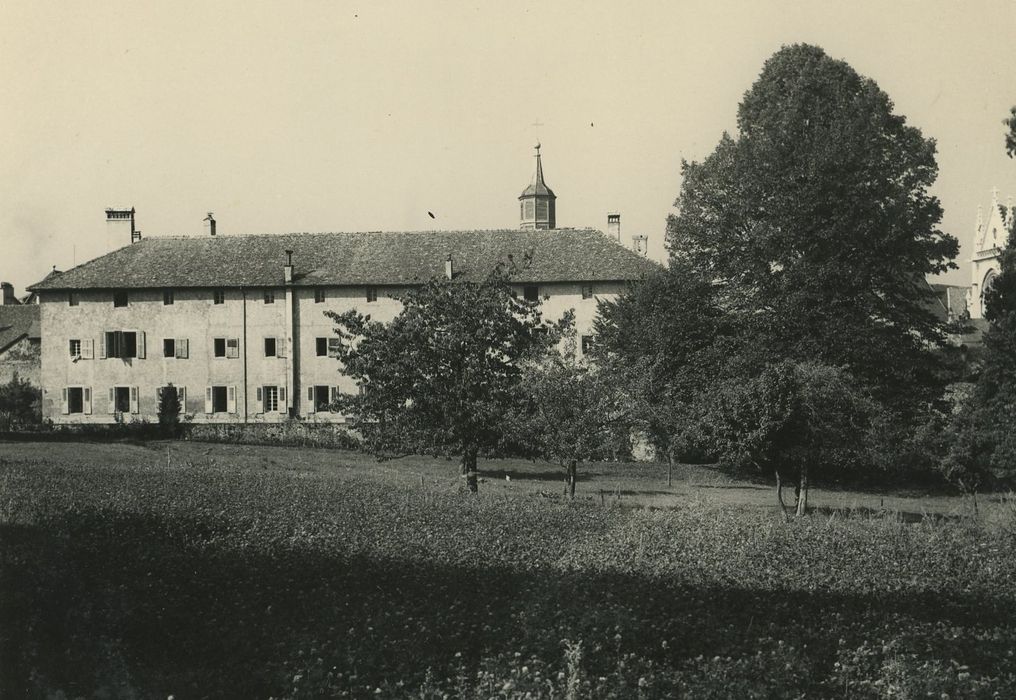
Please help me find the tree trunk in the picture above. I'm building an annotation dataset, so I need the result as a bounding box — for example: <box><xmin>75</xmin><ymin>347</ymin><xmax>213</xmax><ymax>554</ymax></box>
<box><xmin>795</xmin><ymin>465</ymin><xmax>809</xmax><ymax>517</ymax></box>
<box><xmin>774</xmin><ymin>468</ymin><xmax>790</xmax><ymax>522</ymax></box>
<box><xmin>567</xmin><ymin>460</ymin><xmax>577</xmax><ymax>499</ymax></box>
<box><xmin>462</xmin><ymin>446</ymin><xmax>478</xmax><ymax>494</ymax></box>
<box><xmin>667</xmin><ymin>448</ymin><xmax>674</xmax><ymax>488</ymax></box>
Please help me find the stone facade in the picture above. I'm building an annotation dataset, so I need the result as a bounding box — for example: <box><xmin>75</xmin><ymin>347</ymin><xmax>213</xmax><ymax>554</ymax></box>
<box><xmin>0</xmin><ymin>336</ymin><xmax>40</xmax><ymax>386</ymax></box>
<box><xmin>968</xmin><ymin>189</ymin><xmax>1014</xmax><ymax>319</ymax></box>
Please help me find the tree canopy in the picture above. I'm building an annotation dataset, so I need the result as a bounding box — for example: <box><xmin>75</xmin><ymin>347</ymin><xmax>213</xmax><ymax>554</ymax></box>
<box><xmin>326</xmin><ymin>267</ymin><xmax>568</xmax><ymax>492</ymax></box>
<box><xmin>667</xmin><ymin>44</ymin><xmax>959</xmax><ymax>414</ymax></box>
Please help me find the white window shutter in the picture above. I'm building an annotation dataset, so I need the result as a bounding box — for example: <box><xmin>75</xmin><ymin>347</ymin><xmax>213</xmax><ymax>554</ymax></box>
<box><xmin>130</xmin><ymin>386</ymin><xmax>139</xmax><ymax>414</ymax></box>
<box><xmin>227</xmin><ymin>338</ymin><xmax>239</xmax><ymax>359</ymax></box>
<box><xmin>108</xmin><ymin>387</ymin><xmax>115</xmax><ymax>413</ymax></box>
<box><xmin>61</xmin><ymin>388</ymin><xmax>69</xmax><ymax>415</ymax></box>
<box><xmin>278</xmin><ymin>337</ymin><xmax>286</xmax><ymax>358</ymax></box>
<box><xmin>205</xmin><ymin>387</ymin><xmax>213</xmax><ymax>414</ymax></box>
<box><xmin>256</xmin><ymin>386</ymin><xmax>263</xmax><ymax>403</ymax></box>
<box><xmin>177</xmin><ymin>338</ymin><xmax>188</xmax><ymax>359</ymax></box>
<box><xmin>330</xmin><ymin>386</ymin><xmax>339</xmax><ymax>403</ymax></box>
<box><xmin>99</xmin><ymin>333</ymin><xmax>107</xmax><ymax>359</ymax></box>
<box><xmin>227</xmin><ymin>386</ymin><xmax>237</xmax><ymax>413</ymax></box>
<box><xmin>157</xmin><ymin>387</ymin><xmax>163</xmax><ymax>402</ymax></box>
<box><xmin>307</xmin><ymin>387</ymin><xmax>315</xmax><ymax>413</ymax></box>
<box><xmin>82</xmin><ymin>339</ymin><xmax>94</xmax><ymax>359</ymax></box>
<box><xmin>137</xmin><ymin>331</ymin><xmax>146</xmax><ymax>359</ymax></box>
<box><xmin>178</xmin><ymin>386</ymin><xmax>186</xmax><ymax>410</ymax></box>
<box><xmin>280</xmin><ymin>386</ymin><xmax>287</xmax><ymax>408</ymax></box>
<box><xmin>84</xmin><ymin>387</ymin><xmax>92</xmax><ymax>414</ymax></box>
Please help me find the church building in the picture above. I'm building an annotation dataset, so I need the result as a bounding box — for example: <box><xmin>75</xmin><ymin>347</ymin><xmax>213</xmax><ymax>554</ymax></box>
<box><xmin>28</xmin><ymin>149</ymin><xmax>655</xmax><ymax>424</ymax></box>
<box><xmin>968</xmin><ymin>187</ymin><xmax>1014</xmax><ymax>319</ymax></box>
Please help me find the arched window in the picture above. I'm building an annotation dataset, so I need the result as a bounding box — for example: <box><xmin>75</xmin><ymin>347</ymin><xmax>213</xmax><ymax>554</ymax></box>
<box><xmin>981</xmin><ymin>269</ymin><xmax>999</xmax><ymax>305</ymax></box>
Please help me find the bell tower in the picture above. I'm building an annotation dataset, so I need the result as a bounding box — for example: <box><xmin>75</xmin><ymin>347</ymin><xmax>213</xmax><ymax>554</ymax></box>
<box><xmin>519</xmin><ymin>144</ymin><xmax>556</xmax><ymax>230</ymax></box>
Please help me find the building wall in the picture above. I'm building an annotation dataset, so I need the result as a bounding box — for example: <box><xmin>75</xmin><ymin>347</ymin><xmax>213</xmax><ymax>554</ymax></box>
<box><xmin>40</xmin><ymin>280</ymin><xmax>624</xmax><ymax>424</ymax></box>
<box><xmin>0</xmin><ymin>337</ymin><xmax>41</xmax><ymax>386</ymax></box>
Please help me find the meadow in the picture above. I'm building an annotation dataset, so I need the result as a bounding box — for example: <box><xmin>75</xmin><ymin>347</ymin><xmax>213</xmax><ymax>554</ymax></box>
<box><xmin>2</xmin><ymin>439</ymin><xmax>1015</xmax><ymax>698</ymax></box>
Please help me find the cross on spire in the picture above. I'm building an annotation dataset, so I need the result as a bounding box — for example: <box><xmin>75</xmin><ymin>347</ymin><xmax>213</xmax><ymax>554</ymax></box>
<box><xmin>992</xmin><ymin>185</ymin><xmax>1000</xmax><ymax>201</ymax></box>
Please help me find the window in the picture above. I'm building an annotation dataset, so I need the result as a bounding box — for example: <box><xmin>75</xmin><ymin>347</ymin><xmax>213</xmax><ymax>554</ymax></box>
<box><xmin>214</xmin><ymin>338</ymin><xmax>226</xmax><ymax>357</ymax></box>
<box><xmin>63</xmin><ymin>387</ymin><xmax>89</xmax><ymax>414</ymax></box>
<box><xmin>213</xmin><ymin>337</ymin><xmax>239</xmax><ymax>358</ymax></box>
<box><xmin>163</xmin><ymin>290</ymin><xmax>174</xmax><ymax>305</ymax></box>
<box><xmin>581</xmin><ymin>335</ymin><xmax>595</xmax><ymax>355</ymax></box>
<box><xmin>264</xmin><ymin>337</ymin><xmax>277</xmax><ymax>357</ymax></box>
<box><xmin>102</xmin><ymin>330</ymin><xmax>143</xmax><ymax>359</ymax></box>
<box><xmin>581</xmin><ymin>284</ymin><xmax>594</xmax><ymax>300</ymax></box>
<box><xmin>314</xmin><ymin>288</ymin><xmax>326</xmax><ymax>303</ymax></box>
<box><xmin>365</xmin><ymin>286</ymin><xmax>378</xmax><ymax>303</ymax></box>
<box><xmin>111</xmin><ymin>386</ymin><xmax>133</xmax><ymax>413</ymax></box>
<box><xmin>113</xmin><ymin>291</ymin><xmax>128</xmax><ymax>307</ymax></box>
<box><xmin>308</xmin><ymin>385</ymin><xmax>333</xmax><ymax>413</ymax></box>
<box><xmin>213</xmin><ymin>289</ymin><xmax>225</xmax><ymax>305</ymax></box>
<box><xmin>523</xmin><ymin>285</ymin><xmax>539</xmax><ymax>302</ymax></box>
<box><xmin>262</xmin><ymin>385</ymin><xmax>279</xmax><ymax>412</ymax></box>
<box><xmin>69</xmin><ymin>339</ymin><xmax>81</xmax><ymax>357</ymax></box>
<box><xmin>211</xmin><ymin>386</ymin><xmax>228</xmax><ymax>413</ymax></box>
<box><xmin>316</xmin><ymin>337</ymin><xmax>328</xmax><ymax>356</ymax></box>
<box><xmin>68</xmin><ymin>292</ymin><xmax>79</xmax><ymax>307</ymax></box>
<box><xmin>163</xmin><ymin>339</ymin><xmax>175</xmax><ymax>357</ymax></box>
<box><xmin>264</xmin><ymin>290</ymin><xmax>275</xmax><ymax>304</ymax></box>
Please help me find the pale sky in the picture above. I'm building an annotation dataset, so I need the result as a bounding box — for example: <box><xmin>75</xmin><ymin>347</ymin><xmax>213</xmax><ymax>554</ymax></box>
<box><xmin>2</xmin><ymin>0</ymin><xmax>1015</xmax><ymax>294</ymax></box>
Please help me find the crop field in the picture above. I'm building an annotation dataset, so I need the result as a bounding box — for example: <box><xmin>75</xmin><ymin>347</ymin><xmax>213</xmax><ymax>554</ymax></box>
<box><xmin>2</xmin><ymin>440</ymin><xmax>1016</xmax><ymax>698</ymax></box>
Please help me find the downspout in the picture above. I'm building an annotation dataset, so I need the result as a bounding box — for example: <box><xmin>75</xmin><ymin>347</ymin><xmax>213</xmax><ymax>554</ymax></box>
<box><xmin>242</xmin><ymin>287</ymin><xmax>249</xmax><ymax>423</ymax></box>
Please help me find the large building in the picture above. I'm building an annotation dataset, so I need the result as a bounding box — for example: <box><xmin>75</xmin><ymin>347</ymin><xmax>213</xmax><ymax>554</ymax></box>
<box><xmin>968</xmin><ymin>188</ymin><xmax>1014</xmax><ymax>319</ymax></box>
<box><xmin>28</xmin><ymin>151</ymin><xmax>655</xmax><ymax>424</ymax></box>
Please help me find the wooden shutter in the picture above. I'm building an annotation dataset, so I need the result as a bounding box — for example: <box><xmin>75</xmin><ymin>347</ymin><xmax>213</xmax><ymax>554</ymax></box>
<box><xmin>83</xmin><ymin>387</ymin><xmax>92</xmax><ymax>414</ymax></box>
<box><xmin>227</xmin><ymin>386</ymin><xmax>237</xmax><ymax>413</ymax></box>
<box><xmin>157</xmin><ymin>386</ymin><xmax>164</xmax><ymax>402</ymax></box>
<box><xmin>61</xmin><ymin>388</ymin><xmax>69</xmax><ymax>414</ymax></box>
<box><xmin>99</xmin><ymin>333</ymin><xmax>107</xmax><ymax>359</ymax></box>
<box><xmin>330</xmin><ymin>386</ymin><xmax>339</xmax><ymax>403</ymax></box>
<box><xmin>307</xmin><ymin>387</ymin><xmax>315</xmax><ymax>414</ymax></box>
<box><xmin>130</xmin><ymin>386</ymin><xmax>139</xmax><ymax>414</ymax></box>
<box><xmin>178</xmin><ymin>386</ymin><xmax>186</xmax><ymax>411</ymax></box>
<box><xmin>108</xmin><ymin>387</ymin><xmax>115</xmax><ymax>413</ymax></box>
<box><xmin>176</xmin><ymin>338</ymin><xmax>188</xmax><ymax>359</ymax></box>
<box><xmin>256</xmin><ymin>386</ymin><xmax>263</xmax><ymax>404</ymax></box>
<box><xmin>226</xmin><ymin>338</ymin><xmax>239</xmax><ymax>359</ymax></box>
<box><xmin>204</xmin><ymin>387</ymin><xmax>213</xmax><ymax>414</ymax></box>
<box><xmin>279</xmin><ymin>386</ymin><xmax>287</xmax><ymax>408</ymax></box>
<box><xmin>278</xmin><ymin>337</ymin><xmax>286</xmax><ymax>358</ymax></box>
<box><xmin>137</xmin><ymin>332</ymin><xmax>146</xmax><ymax>359</ymax></box>
<box><xmin>81</xmin><ymin>339</ymin><xmax>94</xmax><ymax>359</ymax></box>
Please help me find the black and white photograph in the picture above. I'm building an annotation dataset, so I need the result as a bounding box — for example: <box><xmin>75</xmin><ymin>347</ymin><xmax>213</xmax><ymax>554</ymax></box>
<box><xmin>2</xmin><ymin>1</ymin><xmax>1016</xmax><ymax>697</ymax></box>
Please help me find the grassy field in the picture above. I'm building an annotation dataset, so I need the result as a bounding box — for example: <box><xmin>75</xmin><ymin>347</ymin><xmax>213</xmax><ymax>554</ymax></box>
<box><xmin>2</xmin><ymin>439</ymin><xmax>1015</xmax><ymax>698</ymax></box>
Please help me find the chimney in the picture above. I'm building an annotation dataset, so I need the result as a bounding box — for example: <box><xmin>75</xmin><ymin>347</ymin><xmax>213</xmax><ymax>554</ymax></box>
<box><xmin>632</xmin><ymin>234</ymin><xmax>648</xmax><ymax>257</ymax></box>
<box><xmin>105</xmin><ymin>207</ymin><xmax>137</xmax><ymax>249</ymax></box>
<box><xmin>607</xmin><ymin>212</ymin><xmax>621</xmax><ymax>242</ymax></box>
<box><xmin>203</xmin><ymin>212</ymin><xmax>216</xmax><ymax>236</ymax></box>
<box><xmin>284</xmin><ymin>250</ymin><xmax>294</xmax><ymax>284</ymax></box>
<box><xmin>1</xmin><ymin>282</ymin><xmax>17</xmax><ymax>306</ymax></box>
<box><xmin>445</xmin><ymin>254</ymin><xmax>454</xmax><ymax>280</ymax></box>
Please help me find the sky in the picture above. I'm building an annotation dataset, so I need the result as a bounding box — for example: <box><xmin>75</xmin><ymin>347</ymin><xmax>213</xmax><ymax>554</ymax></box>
<box><xmin>2</xmin><ymin>0</ymin><xmax>1015</xmax><ymax>294</ymax></box>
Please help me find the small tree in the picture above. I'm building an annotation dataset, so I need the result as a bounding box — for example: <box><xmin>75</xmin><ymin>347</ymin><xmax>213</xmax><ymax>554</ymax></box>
<box><xmin>515</xmin><ymin>340</ymin><xmax>630</xmax><ymax>498</ymax></box>
<box><xmin>700</xmin><ymin>361</ymin><xmax>876</xmax><ymax>518</ymax></box>
<box><xmin>0</xmin><ymin>373</ymin><xmax>41</xmax><ymax>431</ymax></box>
<box><xmin>327</xmin><ymin>265</ymin><xmax>568</xmax><ymax>493</ymax></box>
<box><xmin>157</xmin><ymin>383</ymin><xmax>182</xmax><ymax>437</ymax></box>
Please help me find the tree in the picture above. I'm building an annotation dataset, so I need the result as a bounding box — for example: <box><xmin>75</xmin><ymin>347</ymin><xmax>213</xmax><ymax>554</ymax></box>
<box><xmin>700</xmin><ymin>361</ymin><xmax>876</xmax><ymax>518</ymax></box>
<box><xmin>667</xmin><ymin>44</ymin><xmax>959</xmax><ymax>416</ymax></box>
<box><xmin>594</xmin><ymin>264</ymin><xmax>733</xmax><ymax>479</ymax></box>
<box><xmin>157</xmin><ymin>383</ymin><xmax>182</xmax><ymax>437</ymax></box>
<box><xmin>515</xmin><ymin>339</ymin><xmax>630</xmax><ymax>498</ymax></box>
<box><xmin>326</xmin><ymin>266</ymin><xmax>568</xmax><ymax>493</ymax></box>
<box><xmin>0</xmin><ymin>373</ymin><xmax>41</xmax><ymax>431</ymax></box>
<box><xmin>941</xmin><ymin>115</ymin><xmax>1016</xmax><ymax>492</ymax></box>
<box><xmin>1005</xmin><ymin>106</ymin><xmax>1016</xmax><ymax>157</ymax></box>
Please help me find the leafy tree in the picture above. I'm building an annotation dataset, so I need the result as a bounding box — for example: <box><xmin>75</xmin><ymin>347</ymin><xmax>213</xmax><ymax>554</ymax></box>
<box><xmin>1005</xmin><ymin>105</ymin><xmax>1016</xmax><ymax>157</ymax></box>
<box><xmin>515</xmin><ymin>339</ymin><xmax>630</xmax><ymax>498</ymax></box>
<box><xmin>326</xmin><ymin>267</ymin><xmax>568</xmax><ymax>492</ymax></box>
<box><xmin>594</xmin><ymin>264</ymin><xmax>732</xmax><ymax>479</ymax></box>
<box><xmin>941</xmin><ymin>119</ymin><xmax>1016</xmax><ymax>493</ymax></box>
<box><xmin>157</xmin><ymin>383</ymin><xmax>182</xmax><ymax>437</ymax></box>
<box><xmin>667</xmin><ymin>44</ymin><xmax>959</xmax><ymax>417</ymax></box>
<box><xmin>699</xmin><ymin>361</ymin><xmax>876</xmax><ymax>518</ymax></box>
<box><xmin>0</xmin><ymin>373</ymin><xmax>41</xmax><ymax>431</ymax></box>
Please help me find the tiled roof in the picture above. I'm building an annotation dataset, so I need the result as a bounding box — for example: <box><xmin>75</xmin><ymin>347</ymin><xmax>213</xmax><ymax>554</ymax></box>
<box><xmin>0</xmin><ymin>305</ymin><xmax>40</xmax><ymax>353</ymax></box>
<box><xmin>28</xmin><ymin>229</ymin><xmax>658</xmax><ymax>291</ymax></box>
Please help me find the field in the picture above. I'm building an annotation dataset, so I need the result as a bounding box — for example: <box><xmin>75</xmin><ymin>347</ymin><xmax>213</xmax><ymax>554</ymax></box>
<box><xmin>2</xmin><ymin>440</ymin><xmax>1016</xmax><ymax>698</ymax></box>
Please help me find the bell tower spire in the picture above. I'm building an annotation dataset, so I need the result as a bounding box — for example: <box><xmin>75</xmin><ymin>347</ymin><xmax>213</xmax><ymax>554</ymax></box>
<box><xmin>519</xmin><ymin>143</ymin><xmax>556</xmax><ymax>230</ymax></box>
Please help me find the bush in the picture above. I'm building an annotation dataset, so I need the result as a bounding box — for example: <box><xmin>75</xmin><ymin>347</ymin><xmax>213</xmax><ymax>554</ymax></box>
<box><xmin>0</xmin><ymin>373</ymin><xmax>41</xmax><ymax>431</ymax></box>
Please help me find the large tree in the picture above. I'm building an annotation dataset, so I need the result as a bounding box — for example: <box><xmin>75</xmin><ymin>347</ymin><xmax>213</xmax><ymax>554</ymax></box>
<box><xmin>326</xmin><ymin>267</ymin><xmax>567</xmax><ymax>492</ymax></box>
<box><xmin>667</xmin><ymin>44</ymin><xmax>959</xmax><ymax>414</ymax></box>
<box><xmin>1005</xmin><ymin>106</ymin><xmax>1016</xmax><ymax>157</ymax></box>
